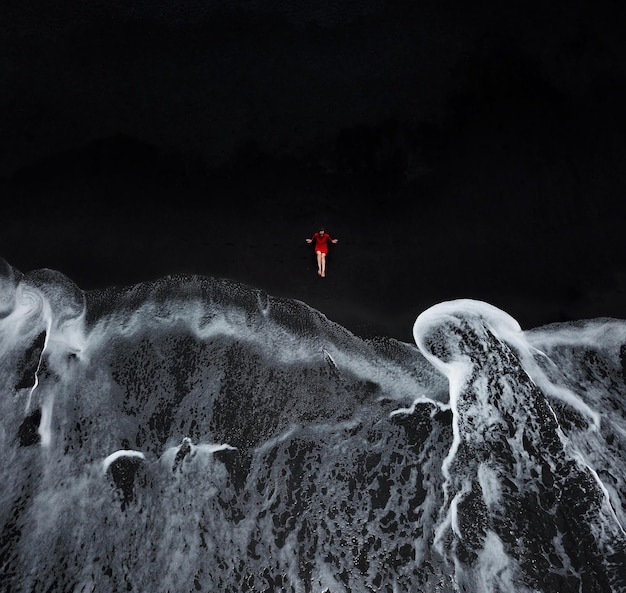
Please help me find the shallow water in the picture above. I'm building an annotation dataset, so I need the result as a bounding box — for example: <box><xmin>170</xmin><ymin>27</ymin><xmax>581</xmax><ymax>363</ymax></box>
<box><xmin>1</xmin><ymin>259</ymin><xmax>625</xmax><ymax>592</ymax></box>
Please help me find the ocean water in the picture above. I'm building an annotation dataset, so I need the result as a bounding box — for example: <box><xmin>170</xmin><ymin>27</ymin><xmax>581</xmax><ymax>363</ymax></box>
<box><xmin>1</xmin><ymin>257</ymin><xmax>625</xmax><ymax>593</ymax></box>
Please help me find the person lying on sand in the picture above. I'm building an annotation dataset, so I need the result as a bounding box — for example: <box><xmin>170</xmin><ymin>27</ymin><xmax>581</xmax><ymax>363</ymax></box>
<box><xmin>306</xmin><ymin>228</ymin><xmax>338</xmax><ymax>277</ymax></box>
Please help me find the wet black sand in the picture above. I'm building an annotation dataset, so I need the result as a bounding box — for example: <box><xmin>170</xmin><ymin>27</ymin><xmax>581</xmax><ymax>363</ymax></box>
<box><xmin>3</xmin><ymin>126</ymin><xmax>626</xmax><ymax>345</ymax></box>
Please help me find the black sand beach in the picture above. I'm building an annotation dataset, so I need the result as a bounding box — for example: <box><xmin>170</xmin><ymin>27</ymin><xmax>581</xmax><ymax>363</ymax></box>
<box><xmin>2</xmin><ymin>2</ymin><xmax>626</xmax><ymax>342</ymax></box>
<box><xmin>3</xmin><ymin>120</ymin><xmax>626</xmax><ymax>344</ymax></box>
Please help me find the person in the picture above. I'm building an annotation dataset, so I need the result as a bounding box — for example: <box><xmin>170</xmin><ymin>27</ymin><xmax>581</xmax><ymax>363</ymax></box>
<box><xmin>306</xmin><ymin>228</ymin><xmax>338</xmax><ymax>277</ymax></box>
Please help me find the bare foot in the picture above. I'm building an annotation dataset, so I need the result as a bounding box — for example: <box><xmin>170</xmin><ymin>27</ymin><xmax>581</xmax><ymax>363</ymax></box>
<box><xmin>318</xmin><ymin>269</ymin><xmax>322</xmax><ymax>275</ymax></box>
<box><xmin>321</xmin><ymin>271</ymin><xmax>325</xmax><ymax>277</ymax></box>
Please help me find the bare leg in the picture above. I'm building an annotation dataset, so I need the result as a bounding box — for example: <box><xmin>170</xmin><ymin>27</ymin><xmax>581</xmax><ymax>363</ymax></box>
<box><xmin>316</xmin><ymin>251</ymin><xmax>323</xmax><ymax>275</ymax></box>
<box><xmin>320</xmin><ymin>253</ymin><xmax>326</xmax><ymax>277</ymax></box>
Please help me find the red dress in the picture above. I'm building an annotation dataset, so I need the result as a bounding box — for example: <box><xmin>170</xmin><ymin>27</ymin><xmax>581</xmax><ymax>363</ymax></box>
<box><xmin>311</xmin><ymin>232</ymin><xmax>334</xmax><ymax>254</ymax></box>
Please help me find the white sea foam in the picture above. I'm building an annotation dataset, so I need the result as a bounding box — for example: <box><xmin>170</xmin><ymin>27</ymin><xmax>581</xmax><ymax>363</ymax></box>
<box><xmin>102</xmin><ymin>449</ymin><xmax>146</xmax><ymax>473</ymax></box>
<box><xmin>1</xmin><ymin>267</ymin><xmax>625</xmax><ymax>593</ymax></box>
<box><xmin>414</xmin><ymin>299</ymin><xmax>626</xmax><ymax>590</ymax></box>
